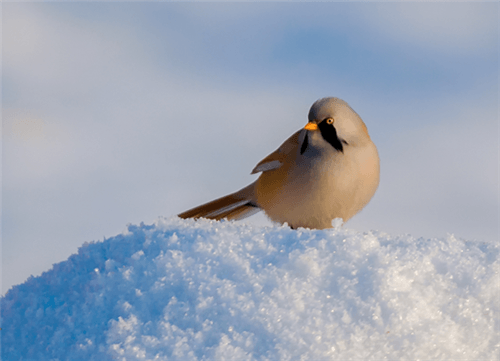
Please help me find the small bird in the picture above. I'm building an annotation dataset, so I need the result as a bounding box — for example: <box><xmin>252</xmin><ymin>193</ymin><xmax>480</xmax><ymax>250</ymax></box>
<box><xmin>178</xmin><ymin>97</ymin><xmax>380</xmax><ymax>229</ymax></box>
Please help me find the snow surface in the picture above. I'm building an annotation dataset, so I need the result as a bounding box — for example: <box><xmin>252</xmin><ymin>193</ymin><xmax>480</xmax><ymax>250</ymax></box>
<box><xmin>2</xmin><ymin>217</ymin><xmax>499</xmax><ymax>360</ymax></box>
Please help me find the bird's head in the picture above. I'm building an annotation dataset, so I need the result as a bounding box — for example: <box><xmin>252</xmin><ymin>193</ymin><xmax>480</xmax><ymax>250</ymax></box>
<box><xmin>302</xmin><ymin>97</ymin><xmax>372</xmax><ymax>154</ymax></box>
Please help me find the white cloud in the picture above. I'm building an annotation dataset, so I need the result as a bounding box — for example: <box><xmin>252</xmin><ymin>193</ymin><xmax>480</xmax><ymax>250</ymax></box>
<box><xmin>359</xmin><ymin>3</ymin><xmax>498</xmax><ymax>56</ymax></box>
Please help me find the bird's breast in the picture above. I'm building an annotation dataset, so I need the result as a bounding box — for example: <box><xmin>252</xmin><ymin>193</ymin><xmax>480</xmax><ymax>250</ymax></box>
<box><xmin>255</xmin><ymin>142</ymin><xmax>379</xmax><ymax>229</ymax></box>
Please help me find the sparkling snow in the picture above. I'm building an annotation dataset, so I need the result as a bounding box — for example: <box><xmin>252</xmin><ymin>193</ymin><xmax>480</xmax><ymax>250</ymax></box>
<box><xmin>2</xmin><ymin>217</ymin><xmax>499</xmax><ymax>360</ymax></box>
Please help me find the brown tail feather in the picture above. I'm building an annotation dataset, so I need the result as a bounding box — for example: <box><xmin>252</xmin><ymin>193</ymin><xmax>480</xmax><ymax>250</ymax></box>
<box><xmin>178</xmin><ymin>182</ymin><xmax>260</xmax><ymax>221</ymax></box>
<box><xmin>208</xmin><ymin>201</ymin><xmax>260</xmax><ymax>221</ymax></box>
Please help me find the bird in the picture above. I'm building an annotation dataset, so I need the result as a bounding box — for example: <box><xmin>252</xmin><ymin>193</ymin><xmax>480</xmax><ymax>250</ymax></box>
<box><xmin>178</xmin><ymin>97</ymin><xmax>380</xmax><ymax>229</ymax></box>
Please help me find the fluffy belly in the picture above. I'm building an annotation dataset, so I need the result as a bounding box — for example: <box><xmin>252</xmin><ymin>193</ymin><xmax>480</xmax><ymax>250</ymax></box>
<box><xmin>265</xmin><ymin>179</ymin><xmax>353</xmax><ymax>228</ymax></box>
<box><xmin>255</xmin><ymin>152</ymin><xmax>378</xmax><ymax>229</ymax></box>
<box><xmin>257</xmin><ymin>165</ymin><xmax>348</xmax><ymax>229</ymax></box>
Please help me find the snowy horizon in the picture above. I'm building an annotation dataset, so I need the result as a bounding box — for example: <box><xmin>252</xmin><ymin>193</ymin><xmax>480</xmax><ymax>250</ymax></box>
<box><xmin>2</xmin><ymin>217</ymin><xmax>498</xmax><ymax>360</ymax></box>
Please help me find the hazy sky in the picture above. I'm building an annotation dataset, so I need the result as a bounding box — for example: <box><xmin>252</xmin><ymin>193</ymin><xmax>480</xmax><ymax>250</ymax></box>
<box><xmin>3</xmin><ymin>2</ymin><xmax>499</xmax><ymax>294</ymax></box>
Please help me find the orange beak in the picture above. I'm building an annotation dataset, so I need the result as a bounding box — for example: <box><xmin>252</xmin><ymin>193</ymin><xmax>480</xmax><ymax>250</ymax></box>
<box><xmin>304</xmin><ymin>122</ymin><xmax>318</xmax><ymax>131</ymax></box>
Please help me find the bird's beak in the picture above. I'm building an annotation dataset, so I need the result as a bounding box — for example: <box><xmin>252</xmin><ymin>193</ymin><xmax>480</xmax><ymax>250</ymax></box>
<box><xmin>304</xmin><ymin>122</ymin><xmax>318</xmax><ymax>131</ymax></box>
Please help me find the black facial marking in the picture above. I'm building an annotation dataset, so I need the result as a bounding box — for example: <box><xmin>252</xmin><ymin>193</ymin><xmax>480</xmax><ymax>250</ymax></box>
<box><xmin>300</xmin><ymin>132</ymin><xmax>309</xmax><ymax>155</ymax></box>
<box><xmin>318</xmin><ymin>119</ymin><xmax>344</xmax><ymax>152</ymax></box>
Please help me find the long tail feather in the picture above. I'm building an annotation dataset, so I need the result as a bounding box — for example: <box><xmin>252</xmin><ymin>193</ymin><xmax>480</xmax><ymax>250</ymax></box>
<box><xmin>178</xmin><ymin>182</ymin><xmax>260</xmax><ymax>221</ymax></box>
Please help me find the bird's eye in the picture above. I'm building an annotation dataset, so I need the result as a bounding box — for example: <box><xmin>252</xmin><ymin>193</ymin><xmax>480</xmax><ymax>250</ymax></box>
<box><xmin>326</xmin><ymin>118</ymin><xmax>334</xmax><ymax>125</ymax></box>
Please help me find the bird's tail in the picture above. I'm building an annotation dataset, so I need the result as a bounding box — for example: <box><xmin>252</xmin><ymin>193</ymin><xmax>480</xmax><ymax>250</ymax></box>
<box><xmin>178</xmin><ymin>182</ymin><xmax>260</xmax><ymax>221</ymax></box>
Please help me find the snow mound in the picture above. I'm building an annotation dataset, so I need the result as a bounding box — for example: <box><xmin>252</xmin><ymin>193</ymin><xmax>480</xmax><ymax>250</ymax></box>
<box><xmin>2</xmin><ymin>217</ymin><xmax>499</xmax><ymax>360</ymax></box>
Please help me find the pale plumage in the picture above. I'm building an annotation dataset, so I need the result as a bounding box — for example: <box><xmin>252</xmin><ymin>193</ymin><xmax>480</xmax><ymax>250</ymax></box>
<box><xmin>178</xmin><ymin>97</ymin><xmax>380</xmax><ymax>229</ymax></box>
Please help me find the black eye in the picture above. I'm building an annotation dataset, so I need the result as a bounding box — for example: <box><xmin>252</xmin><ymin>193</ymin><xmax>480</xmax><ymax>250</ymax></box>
<box><xmin>325</xmin><ymin>118</ymin><xmax>334</xmax><ymax>125</ymax></box>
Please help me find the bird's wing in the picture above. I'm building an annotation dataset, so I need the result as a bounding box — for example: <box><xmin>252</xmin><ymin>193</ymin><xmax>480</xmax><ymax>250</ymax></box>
<box><xmin>251</xmin><ymin>130</ymin><xmax>301</xmax><ymax>174</ymax></box>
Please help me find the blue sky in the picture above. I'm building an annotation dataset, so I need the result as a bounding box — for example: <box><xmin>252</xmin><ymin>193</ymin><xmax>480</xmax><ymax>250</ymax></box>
<box><xmin>2</xmin><ymin>2</ymin><xmax>499</xmax><ymax>293</ymax></box>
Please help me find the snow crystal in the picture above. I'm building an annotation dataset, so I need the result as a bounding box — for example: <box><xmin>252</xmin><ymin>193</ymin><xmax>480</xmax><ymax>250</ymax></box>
<box><xmin>2</xmin><ymin>217</ymin><xmax>499</xmax><ymax>360</ymax></box>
